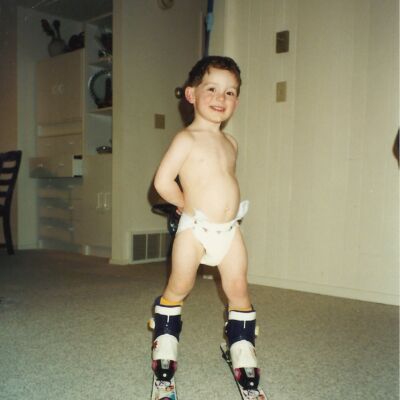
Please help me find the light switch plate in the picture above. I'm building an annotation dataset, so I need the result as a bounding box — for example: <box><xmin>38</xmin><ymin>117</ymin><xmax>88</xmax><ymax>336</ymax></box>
<box><xmin>276</xmin><ymin>30</ymin><xmax>289</xmax><ymax>53</ymax></box>
<box><xmin>276</xmin><ymin>81</ymin><xmax>287</xmax><ymax>102</ymax></box>
<box><xmin>154</xmin><ymin>114</ymin><xmax>165</xmax><ymax>129</ymax></box>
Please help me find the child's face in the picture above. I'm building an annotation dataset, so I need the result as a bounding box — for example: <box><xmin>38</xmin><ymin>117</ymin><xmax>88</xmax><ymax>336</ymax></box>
<box><xmin>185</xmin><ymin>67</ymin><xmax>239</xmax><ymax>125</ymax></box>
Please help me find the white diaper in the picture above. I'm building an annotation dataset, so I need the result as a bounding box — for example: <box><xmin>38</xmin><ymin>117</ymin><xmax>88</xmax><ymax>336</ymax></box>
<box><xmin>176</xmin><ymin>200</ymin><xmax>249</xmax><ymax>266</ymax></box>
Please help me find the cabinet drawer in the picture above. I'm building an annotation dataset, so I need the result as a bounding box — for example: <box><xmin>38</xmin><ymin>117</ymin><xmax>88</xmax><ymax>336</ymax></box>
<box><xmin>67</xmin><ymin>183</ymin><xmax>83</xmax><ymax>199</ymax></box>
<box><xmin>39</xmin><ymin>224</ymin><xmax>73</xmax><ymax>243</ymax></box>
<box><xmin>53</xmin><ymin>155</ymin><xmax>82</xmax><ymax>177</ymax></box>
<box><xmin>73</xmin><ymin>221</ymin><xmax>84</xmax><ymax>244</ymax></box>
<box><xmin>57</xmin><ymin>134</ymin><xmax>82</xmax><ymax>155</ymax></box>
<box><xmin>69</xmin><ymin>199</ymin><xmax>82</xmax><ymax>221</ymax></box>
<box><xmin>36</xmin><ymin>137</ymin><xmax>56</xmax><ymax>157</ymax></box>
<box><xmin>30</xmin><ymin>155</ymin><xmax>82</xmax><ymax>178</ymax></box>
<box><xmin>37</xmin><ymin>134</ymin><xmax>82</xmax><ymax>157</ymax></box>
<box><xmin>39</xmin><ymin>205</ymin><xmax>71</xmax><ymax>220</ymax></box>
<box><xmin>38</xmin><ymin>187</ymin><xmax>70</xmax><ymax>200</ymax></box>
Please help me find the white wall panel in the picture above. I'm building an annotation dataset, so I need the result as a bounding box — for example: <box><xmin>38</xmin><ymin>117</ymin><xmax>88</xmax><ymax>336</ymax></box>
<box><xmin>212</xmin><ymin>0</ymin><xmax>399</xmax><ymax>304</ymax></box>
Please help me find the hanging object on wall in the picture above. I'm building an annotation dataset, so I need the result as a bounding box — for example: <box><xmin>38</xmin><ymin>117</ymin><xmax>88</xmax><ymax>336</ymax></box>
<box><xmin>88</xmin><ymin>69</ymin><xmax>112</xmax><ymax>109</ymax></box>
<box><xmin>157</xmin><ymin>0</ymin><xmax>174</xmax><ymax>10</ymax></box>
<box><xmin>276</xmin><ymin>30</ymin><xmax>290</xmax><ymax>53</ymax></box>
<box><xmin>204</xmin><ymin>0</ymin><xmax>214</xmax><ymax>57</ymax></box>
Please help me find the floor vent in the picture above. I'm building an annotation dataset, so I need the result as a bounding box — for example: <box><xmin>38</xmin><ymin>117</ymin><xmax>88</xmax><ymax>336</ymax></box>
<box><xmin>131</xmin><ymin>231</ymin><xmax>171</xmax><ymax>263</ymax></box>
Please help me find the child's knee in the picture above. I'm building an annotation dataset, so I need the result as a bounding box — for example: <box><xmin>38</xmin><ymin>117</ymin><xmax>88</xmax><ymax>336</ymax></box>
<box><xmin>167</xmin><ymin>276</ymin><xmax>195</xmax><ymax>299</ymax></box>
<box><xmin>224</xmin><ymin>276</ymin><xmax>248</xmax><ymax>299</ymax></box>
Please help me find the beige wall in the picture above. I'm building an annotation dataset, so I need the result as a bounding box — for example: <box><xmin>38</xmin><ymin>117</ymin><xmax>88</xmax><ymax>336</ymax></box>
<box><xmin>0</xmin><ymin>2</ymin><xmax>18</xmax><ymax>152</ymax></box>
<box><xmin>211</xmin><ymin>0</ymin><xmax>399</xmax><ymax>304</ymax></box>
<box><xmin>0</xmin><ymin>2</ymin><xmax>18</xmax><ymax>246</ymax></box>
<box><xmin>111</xmin><ymin>0</ymin><xmax>205</xmax><ymax>263</ymax></box>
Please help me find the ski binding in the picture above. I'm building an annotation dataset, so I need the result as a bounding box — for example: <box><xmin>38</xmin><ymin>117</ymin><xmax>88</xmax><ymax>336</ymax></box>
<box><xmin>220</xmin><ymin>342</ymin><xmax>267</xmax><ymax>400</ymax></box>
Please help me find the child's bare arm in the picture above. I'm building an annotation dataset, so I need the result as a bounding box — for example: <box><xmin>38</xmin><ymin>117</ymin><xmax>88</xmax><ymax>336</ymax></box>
<box><xmin>225</xmin><ymin>133</ymin><xmax>238</xmax><ymax>155</ymax></box>
<box><xmin>154</xmin><ymin>131</ymin><xmax>193</xmax><ymax>209</ymax></box>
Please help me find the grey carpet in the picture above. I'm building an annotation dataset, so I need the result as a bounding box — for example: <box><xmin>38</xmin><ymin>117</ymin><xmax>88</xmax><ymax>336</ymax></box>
<box><xmin>0</xmin><ymin>250</ymin><xmax>398</xmax><ymax>400</ymax></box>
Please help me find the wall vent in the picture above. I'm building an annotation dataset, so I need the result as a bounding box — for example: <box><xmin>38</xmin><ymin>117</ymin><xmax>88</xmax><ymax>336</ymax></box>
<box><xmin>131</xmin><ymin>230</ymin><xmax>171</xmax><ymax>263</ymax></box>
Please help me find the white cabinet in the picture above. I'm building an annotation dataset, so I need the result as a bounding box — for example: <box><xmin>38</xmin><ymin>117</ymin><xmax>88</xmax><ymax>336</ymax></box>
<box><xmin>31</xmin><ymin>13</ymin><xmax>113</xmax><ymax>255</ymax></box>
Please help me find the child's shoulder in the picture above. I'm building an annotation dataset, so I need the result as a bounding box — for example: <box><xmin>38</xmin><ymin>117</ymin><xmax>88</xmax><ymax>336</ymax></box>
<box><xmin>170</xmin><ymin>128</ymin><xmax>195</xmax><ymax>151</ymax></box>
<box><xmin>173</xmin><ymin>127</ymin><xmax>195</xmax><ymax>140</ymax></box>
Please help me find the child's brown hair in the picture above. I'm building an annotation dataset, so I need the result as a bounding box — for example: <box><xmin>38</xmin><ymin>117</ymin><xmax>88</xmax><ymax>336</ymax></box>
<box><xmin>186</xmin><ymin>56</ymin><xmax>242</xmax><ymax>95</ymax></box>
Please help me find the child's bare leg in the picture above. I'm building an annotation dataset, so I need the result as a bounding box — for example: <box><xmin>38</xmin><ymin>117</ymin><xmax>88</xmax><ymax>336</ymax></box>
<box><xmin>163</xmin><ymin>228</ymin><xmax>205</xmax><ymax>302</ymax></box>
<box><xmin>218</xmin><ymin>228</ymin><xmax>260</xmax><ymax>390</ymax></box>
<box><xmin>151</xmin><ymin>229</ymin><xmax>204</xmax><ymax>380</ymax></box>
<box><xmin>218</xmin><ymin>228</ymin><xmax>251</xmax><ymax>309</ymax></box>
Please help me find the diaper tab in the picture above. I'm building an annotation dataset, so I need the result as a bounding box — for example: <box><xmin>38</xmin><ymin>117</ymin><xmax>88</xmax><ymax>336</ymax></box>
<box><xmin>236</xmin><ymin>200</ymin><xmax>250</xmax><ymax>220</ymax></box>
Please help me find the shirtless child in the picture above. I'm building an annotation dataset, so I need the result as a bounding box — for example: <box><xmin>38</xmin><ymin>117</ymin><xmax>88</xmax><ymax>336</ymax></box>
<box><xmin>150</xmin><ymin>56</ymin><xmax>260</xmax><ymax>390</ymax></box>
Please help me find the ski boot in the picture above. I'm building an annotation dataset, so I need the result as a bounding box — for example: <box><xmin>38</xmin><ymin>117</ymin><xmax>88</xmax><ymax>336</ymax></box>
<box><xmin>148</xmin><ymin>296</ymin><xmax>182</xmax><ymax>382</ymax></box>
<box><xmin>225</xmin><ymin>308</ymin><xmax>260</xmax><ymax>391</ymax></box>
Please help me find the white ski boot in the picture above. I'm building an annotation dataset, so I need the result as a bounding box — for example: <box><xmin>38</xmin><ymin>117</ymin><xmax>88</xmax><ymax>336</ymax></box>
<box><xmin>225</xmin><ymin>308</ymin><xmax>260</xmax><ymax>391</ymax></box>
<box><xmin>149</xmin><ymin>296</ymin><xmax>182</xmax><ymax>382</ymax></box>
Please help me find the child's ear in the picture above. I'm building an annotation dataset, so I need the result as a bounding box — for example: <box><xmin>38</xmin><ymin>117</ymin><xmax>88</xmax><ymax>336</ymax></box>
<box><xmin>185</xmin><ymin>87</ymin><xmax>195</xmax><ymax>104</ymax></box>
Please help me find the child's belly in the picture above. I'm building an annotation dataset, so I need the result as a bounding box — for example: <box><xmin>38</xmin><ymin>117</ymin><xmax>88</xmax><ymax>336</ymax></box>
<box><xmin>182</xmin><ymin>175</ymin><xmax>241</xmax><ymax>223</ymax></box>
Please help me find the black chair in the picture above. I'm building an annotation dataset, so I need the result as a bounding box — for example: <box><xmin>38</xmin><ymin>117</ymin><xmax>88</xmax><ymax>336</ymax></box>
<box><xmin>151</xmin><ymin>203</ymin><xmax>180</xmax><ymax>236</ymax></box>
<box><xmin>0</xmin><ymin>151</ymin><xmax>22</xmax><ymax>254</ymax></box>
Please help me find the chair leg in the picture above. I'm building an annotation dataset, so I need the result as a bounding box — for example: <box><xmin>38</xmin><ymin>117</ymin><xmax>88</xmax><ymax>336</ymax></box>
<box><xmin>3</xmin><ymin>214</ymin><xmax>14</xmax><ymax>255</ymax></box>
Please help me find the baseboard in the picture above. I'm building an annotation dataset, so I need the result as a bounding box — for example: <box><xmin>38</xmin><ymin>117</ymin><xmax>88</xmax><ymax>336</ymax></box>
<box><xmin>82</xmin><ymin>245</ymin><xmax>111</xmax><ymax>258</ymax></box>
<box><xmin>247</xmin><ymin>274</ymin><xmax>400</xmax><ymax>306</ymax></box>
<box><xmin>17</xmin><ymin>243</ymin><xmax>39</xmax><ymax>250</ymax></box>
<box><xmin>109</xmin><ymin>258</ymin><xmax>130</xmax><ymax>265</ymax></box>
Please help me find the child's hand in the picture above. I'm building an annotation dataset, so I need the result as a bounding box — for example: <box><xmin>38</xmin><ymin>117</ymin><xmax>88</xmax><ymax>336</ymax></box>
<box><xmin>176</xmin><ymin>206</ymin><xmax>184</xmax><ymax>215</ymax></box>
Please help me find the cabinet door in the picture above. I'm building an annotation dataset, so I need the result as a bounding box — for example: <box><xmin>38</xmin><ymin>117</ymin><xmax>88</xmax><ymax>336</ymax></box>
<box><xmin>36</xmin><ymin>49</ymin><xmax>83</xmax><ymax>125</ymax></box>
<box><xmin>82</xmin><ymin>154</ymin><xmax>112</xmax><ymax>247</ymax></box>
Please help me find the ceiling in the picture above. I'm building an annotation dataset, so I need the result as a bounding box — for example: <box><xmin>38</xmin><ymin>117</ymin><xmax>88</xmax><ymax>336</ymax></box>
<box><xmin>15</xmin><ymin>0</ymin><xmax>113</xmax><ymax>21</ymax></box>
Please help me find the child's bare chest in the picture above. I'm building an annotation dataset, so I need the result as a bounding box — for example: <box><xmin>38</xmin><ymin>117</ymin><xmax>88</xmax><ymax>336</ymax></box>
<box><xmin>188</xmin><ymin>137</ymin><xmax>236</xmax><ymax>172</ymax></box>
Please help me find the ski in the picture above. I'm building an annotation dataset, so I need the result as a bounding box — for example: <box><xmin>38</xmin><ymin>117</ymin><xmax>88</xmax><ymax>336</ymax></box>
<box><xmin>151</xmin><ymin>375</ymin><xmax>178</xmax><ymax>400</ymax></box>
<box><xmin>220</xmin><ymin>342</ymin><xmax>267</xmax><ymax>400</ymax></box>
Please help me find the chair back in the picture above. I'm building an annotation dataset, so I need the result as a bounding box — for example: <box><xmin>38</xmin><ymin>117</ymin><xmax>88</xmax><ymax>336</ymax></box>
<box><xmin>0</xmin><ymin>151</ymin><xmax>22</xmax><ymax>210</ymax></box>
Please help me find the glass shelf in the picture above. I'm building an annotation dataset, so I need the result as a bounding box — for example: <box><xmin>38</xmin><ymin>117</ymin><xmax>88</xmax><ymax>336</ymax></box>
<box><xmin>89</xmin><ymin>56</ymin><xmax>112</xmax><ymax>69</ymax></box>
<box><xmin>89</xmin><ymin>106</ymin><xmax>112</xmax><ymax>116</ymax></box>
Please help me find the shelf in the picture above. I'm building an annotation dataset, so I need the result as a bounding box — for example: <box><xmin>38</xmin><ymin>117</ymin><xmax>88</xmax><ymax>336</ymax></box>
<box><xmin>89</xmin><ymin>106</ymin><xmax>112</xmax><ymax>116</ymax></box>
<box><xmin>89</xmin><ymin>56</ymin><xmax>112</xmax><ymax>69</ymax></box>
<box><xmin>86</xmin><ymin>13</ymin><xmax>112</xmax><ymax>29</ymax></box>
